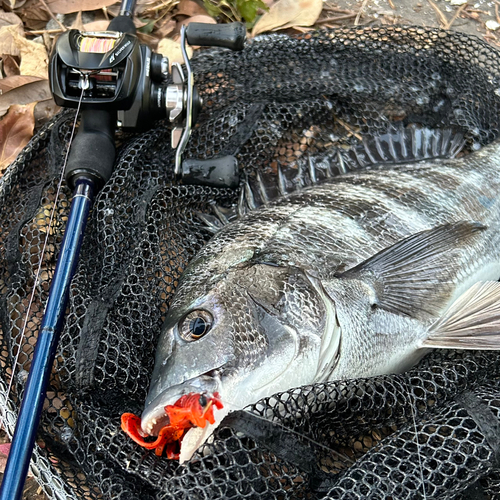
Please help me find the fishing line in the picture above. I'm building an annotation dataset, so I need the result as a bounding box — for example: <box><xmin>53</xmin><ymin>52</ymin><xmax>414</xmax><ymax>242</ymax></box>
<box><xmin>406</xmin><ymin>379</ymin><xmax>428</xmax><ymax>500</ymax></box>
<box><xmin>6</xmin><ymin>78</ymin><xmax>88</xmax><ymax>401</ymax></box>
<box><xmin>243</xmin><ymin>410</ymin><xmax>355</xmax><ymax>465</ymax></box>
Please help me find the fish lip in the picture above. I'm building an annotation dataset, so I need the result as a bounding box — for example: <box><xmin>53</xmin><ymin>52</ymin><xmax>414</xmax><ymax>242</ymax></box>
<box><xmin>141</xmin><ymin>372</ymin><xmax>220</xmax><ymax>436</ymax></box>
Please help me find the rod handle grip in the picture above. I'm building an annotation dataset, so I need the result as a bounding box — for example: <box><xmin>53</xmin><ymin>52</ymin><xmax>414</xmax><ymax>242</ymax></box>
<box><xmin>66</xmin><ymin>110</ymin><xmax>116</xmax><ymax>190</ymax></box>
<box><xmin>185</xmin><ymin>22</ymin><xmax>246</xmax><ymax>50</ymax></box>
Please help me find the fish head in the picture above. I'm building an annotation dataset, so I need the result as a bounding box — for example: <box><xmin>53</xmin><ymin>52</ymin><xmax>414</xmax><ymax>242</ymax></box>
<box><xmin>141</xmin><ymin>249</ymin><xmax>326</xmax><ymax>438</ymax></box>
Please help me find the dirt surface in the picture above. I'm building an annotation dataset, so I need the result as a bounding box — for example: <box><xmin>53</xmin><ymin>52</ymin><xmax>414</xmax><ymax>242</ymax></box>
<box><xmin>2</xmin><ymin>0</ymin><xmax>498</xmax><ymax>499</ymax></box>
<box><xmin>335</xmin><ymin>0</ymin><xmax>500</xmax><ymax>44</ymax></box>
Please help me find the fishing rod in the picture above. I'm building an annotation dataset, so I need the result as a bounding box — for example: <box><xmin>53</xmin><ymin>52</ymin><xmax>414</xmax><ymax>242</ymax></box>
<box><xmin>0</xmin><ymin>3</ymin><xmax>244</xmax><ymax>497</ymax></box>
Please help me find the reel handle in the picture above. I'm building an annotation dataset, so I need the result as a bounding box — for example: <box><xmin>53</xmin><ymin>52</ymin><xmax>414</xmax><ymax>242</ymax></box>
<box><xmin>185</xmin><ymin>22</ymin><xmax>246</xmax><ymax>51</ymax></box>
<box><xmin>182</xmin><ymin>155</ymin><xmax>239</xmax><ymax>188</ymax></box>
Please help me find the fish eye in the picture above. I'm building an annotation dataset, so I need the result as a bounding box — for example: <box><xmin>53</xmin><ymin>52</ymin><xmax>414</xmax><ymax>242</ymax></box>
<box><xmin>179</xmin><ymin>310</ymin><xmax>213</xmax><ymax>341</ymax></box>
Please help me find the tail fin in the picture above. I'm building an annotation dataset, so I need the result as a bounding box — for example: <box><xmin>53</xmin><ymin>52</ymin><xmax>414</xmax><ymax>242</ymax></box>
<box><xmin>423</xmin><ymin>281</ymin><xmax>500</xmax><ymax>349</ymax></box>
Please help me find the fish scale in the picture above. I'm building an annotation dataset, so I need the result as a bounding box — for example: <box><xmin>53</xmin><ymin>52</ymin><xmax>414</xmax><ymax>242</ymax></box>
<box><xmin>141</xmin><ymin>131</ymin><xmax>500</xmax><ymax>463</ymax></box>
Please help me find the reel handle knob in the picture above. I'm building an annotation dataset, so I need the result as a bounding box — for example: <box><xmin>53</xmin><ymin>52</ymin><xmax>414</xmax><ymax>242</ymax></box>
<box><xmin>182</xmin><ymin>155</ymin><xmax>239</xmax><ymax>188</ymax></box>
<box><xmin>185</xmin><ymin>22</ymin><xmax>246</xmax><ymax>51</ymax></box>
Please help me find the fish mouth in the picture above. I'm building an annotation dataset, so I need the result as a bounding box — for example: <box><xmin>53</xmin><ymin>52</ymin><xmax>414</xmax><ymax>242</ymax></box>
<box><xmin>141</xmin><ymin>372</ymin><xmax>220</xmax><ymax>436</ymax></box>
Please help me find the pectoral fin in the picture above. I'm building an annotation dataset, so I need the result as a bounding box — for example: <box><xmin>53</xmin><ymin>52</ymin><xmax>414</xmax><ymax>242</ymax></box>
<box><xmin>337</xmin><ymin>221</ymin><xmax>487</xmax><ymax>318</ymax></box>
<box><xmin>423</xmin><ymin>281</ymin><xmax>500</xmax><ymax>349</ymax></box>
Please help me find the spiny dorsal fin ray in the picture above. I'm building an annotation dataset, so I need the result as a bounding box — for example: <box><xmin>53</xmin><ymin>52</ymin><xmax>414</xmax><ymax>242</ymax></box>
<box><xmin>337</xmin><ymin>221</ymin><xmax>487</xmax><ymax>319</ymax></box>
<box><xmin>424</xmin><ymin>281</ymin><xmax>500</xmax><ymax>349</ymax></box>
<box><xmin>240</xmin><ymin>126</ymin><xmax>465</xmax><ymax>214</ymax></box>
<box><xmin>359</xmin><ymin>124</ymin><xmax>465</xmax><ymax>168</ymax></box>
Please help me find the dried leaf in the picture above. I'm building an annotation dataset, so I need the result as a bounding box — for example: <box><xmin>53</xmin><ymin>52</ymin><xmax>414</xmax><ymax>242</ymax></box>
<box><xmin>0</xmin><ymin>11</ymin><xmax>23</xmax><ymax>28</ymax></box>
<box><xmin>2</xmin><ymin>55</ymin><xmax>20</xmax><ymax>76</ymax></box>
<box><xmin>0</xmin><ymin>79</ymin><xmax>50</xmax><ymax>116</ymax></box>
<box><xmin>155</xmin><ymin>18</ymin><xmax>176</xmax><ymax>39</ymax></box>
<box><xmin>0</xmin><ymin>102</ymin><xmax>35</xmax><ymax>170</ymax></box>
<box><xmin>176</xmin><ymin>0</ymin><xmax>209</xmax><ymax>17</ymax></box>
<box><xmin>157</xmin><ymin>37</ymin><xmax>192</xmax><ymax>67</ymax></box>
<box><xmin>0</xmin><ymin>74</ymin><xmax>41</xmax><ymax>93</ymax></box>
<box><xmin>0</xmin><ymin>24</ymin><xmax>24</xmax><ymax>56</ymax></box>
<box><xmin>180</xmin><ymin>14</ymin><xmax>216</xmax><ymax>26</ymax></box>
<box><xmin>83</xmin><ymin>20</ymin><xmax>110</xmax><ymax>31</ymax></box>
<box><xmin>0</xmin><ymin>24</ymin><xmax>48</xmax><ymax>78</ymax></box>
<box><xmin>71</xmin><ymin>10</ymin><xmax>84</xmax><ymax>30</ymax></box>
<box><xmin>137</xmin><ymin>31</ymin><xmax>158</xmax><ymax>48</ymax></box>
<box><xmin>45</xmin><ymin>0</ymin><xmax>118</xmax><ymax>15</ymax></box>
<box><xmin>17</xmin><ymin>37</ymin><xmax>48</xmax><ymax>78</ymax></box>
<box><xmin>251</xmin><ymin>0</ymin><xmax>322</xmax><ymax>36</ymax></box>
<box><xmin>18</xmin><ymin>3</ymin><xmax>50</xmax><ymax>31</ymax></box>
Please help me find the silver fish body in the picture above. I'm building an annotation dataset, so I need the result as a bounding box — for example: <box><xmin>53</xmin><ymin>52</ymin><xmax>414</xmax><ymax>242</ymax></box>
<box><xmin>142</xmin><ymin>136</ymin><xmax>500</xmax><ymax>460</ymax></box>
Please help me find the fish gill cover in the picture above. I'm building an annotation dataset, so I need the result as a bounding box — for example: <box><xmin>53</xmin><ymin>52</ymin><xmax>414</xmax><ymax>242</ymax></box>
<box><xmin>1</xmin><ymin>26</ymin><xmax>500</xmax><ymax>499</ymax></box>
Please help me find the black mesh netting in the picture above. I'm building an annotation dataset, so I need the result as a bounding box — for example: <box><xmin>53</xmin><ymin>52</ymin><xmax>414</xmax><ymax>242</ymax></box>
<box><xmin>1</xmin><ymin>25</ymin><xmax>500</xmax><ymax>499</ymax></box>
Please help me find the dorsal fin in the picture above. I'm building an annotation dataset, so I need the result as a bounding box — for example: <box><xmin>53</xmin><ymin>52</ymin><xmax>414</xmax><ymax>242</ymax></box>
<box><xmin>356</xmin><ymin>124</ymin><xmax>465</xmax><ymax>167</ymax></box>
<box><xmin>233</xmin><ymin>125</ymin><xmax>467</xmax><ymax>217</ymax></box>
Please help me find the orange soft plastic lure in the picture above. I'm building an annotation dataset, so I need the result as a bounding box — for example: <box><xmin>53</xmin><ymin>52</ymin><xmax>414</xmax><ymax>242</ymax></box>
<box><xmin>121</xmin><ymin>392</ymin><xmax>223</xmax><ymax>459</ymax></box>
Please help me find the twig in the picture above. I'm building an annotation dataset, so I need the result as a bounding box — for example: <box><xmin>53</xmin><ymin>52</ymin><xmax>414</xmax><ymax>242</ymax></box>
<box><xmin>322</xmin><ymin>5</ymin><xmax>356</xmax><ymax>14</ymax></box>
<box><xmin>141</xmin><ymin>0</ymin><xmax>179</xmax><ymax>15</ymax></box>
<box><xmin>317</xmin><ymin>14</ymin><xmax>358</xmax><ymax>24</ymax></box>
<box><xmin>335</xmin><ymin>117</ymin><xmax>363</xmax><ymax>141</ymax></box>
<box><xmin>39</xmin><ymin>0</ymin><xmax>67</xmax><ymax>31</ymax></box>
<box><xmin>445</xmin><ymin>3</ymin><xmax>467</xmax><ymax>29</ymax></box>
<box><xmin>27</xmin><ymin>28</ymin><xmax>65</xmax><ymax>35</ymax></box>
<box><xmin>495</xmin><ymin>1</ymin><xmax>500</xmax><ymax>24</ymax></box>
<box><xmin>387</xmin><ymin>0</ymin><xmax>396</xmax><ymax>10</ymax></box>
<box><xmin>355</xmin><ymin>0</ymin><xmax>370</xmax><ymax>26</ymax></box>
<box><xmin>427</xmin><ymin>0</ymin><xmax>448</xmax><ymax>27</ymax></box>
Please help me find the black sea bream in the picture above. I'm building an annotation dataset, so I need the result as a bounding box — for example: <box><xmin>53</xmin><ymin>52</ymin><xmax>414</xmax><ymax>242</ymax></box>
<box><xmin>142</xmin><ymin>131</ymin><xmax>500</xmax><ymax>461</ymax></box>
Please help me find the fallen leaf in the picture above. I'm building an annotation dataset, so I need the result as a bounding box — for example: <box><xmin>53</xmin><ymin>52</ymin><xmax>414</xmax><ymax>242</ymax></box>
<box><xmin>0</xmin><ymin>11</ymin><xmax>23</xmax><ymax>28</ymax></box>
<box><xmin>0</xmin><ymin>79</ymin><xmax>51</xmax><ymax>116</ymax></box>
<box><xmin>9</xmin><ymin>0</ymin><xmax>28</xmax><ymax>10</ymax></box>
<box><xmin>2</xmin><ymin>55</ymin><xmax>20</xmax><ymax>76</ymax></box>
<box><xmin>238</xmin><ymin>0</ymin><xmax>269</xmax><ymax>23</ymax></box>
<box><xmin>0</xmin><ymin>24</ymin><xmax>24</xmax><ymax>56</ymax></box>
<box><xmin>251</xmin><ymin>0</ymin><xmax>322</xmax><ymax>36</ymax></box>
<box><xmin>155</xmin><ymin>18</ymin><xmax>176</xmax><ymax>39</ymax></box>
<box><xmin>157</xmin><ymin>37</ymin><xmax>193</xmax><ymax>67</ymax></box>
<box><xmin>137</xmin><ymin>31</ymin><xmax>158</xmax><ymax>48</ymax></box>
<box><xmin>0</xmin><ymin>102</ymin><xmax>36</xmax><ymax>170</ymax></box>
<box><xmin>0</xmin><ymin>24</ymin><xmax>48</xmax><ymax>78</ymax></box>
<box><xmin>71</xmin><ymin>10</ymin><xmax>84</xmax><ymax>30</ymax></box>
<box><xmin>46</xmin><ymin>0</ymin><xmax>119</xmax><ymax>15</ymax></box>
<box><xmin>180</xmin><ymin>14</ymin><xmax>216</xmax><ymax>26</ymax></box>
<box><xmin>0</xmin><ymin>74</ymin><xmax>41</xmax><ymax>93</ymax></box>
<box><xmin>83</xmin><ymin>20</ymin><xmax>110</xmax><ymax>31</ymax></box>
<box><xmin>18</xmin><ymin>3</ymin><xmax>50</xmax><ymax>31</ymax></box>
<box><xmin>176</xmin><ymin>0</ymin><xmax>210</xmax><ymax>17</ymax></box>
<box><xmin>17</xmin><ymin>37</ymin><xmax>48</xmax><ymax>79</ymax></box>
<box><xmin>137</xmin><ymin>17</ymin><xmax>156</xmax><ymax>33</ymax></box>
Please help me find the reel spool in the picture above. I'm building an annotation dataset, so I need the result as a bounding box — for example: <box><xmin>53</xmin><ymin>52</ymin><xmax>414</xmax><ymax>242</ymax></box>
<box><xmin>49</xmin><ymin>23</ymin><xmax>245</xmax><ymax>188</ymax></box>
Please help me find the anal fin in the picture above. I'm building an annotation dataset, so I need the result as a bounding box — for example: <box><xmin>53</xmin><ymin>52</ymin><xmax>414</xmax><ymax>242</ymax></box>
<box><xmin>424</xmin><ymin>281</ymin><xmax>500</xmax><ymax>350</ymax></box>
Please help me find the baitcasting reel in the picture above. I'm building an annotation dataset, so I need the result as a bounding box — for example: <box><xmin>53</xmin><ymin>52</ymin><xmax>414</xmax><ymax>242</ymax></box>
<box><xmin>49</xmin><ymin>22</ymin><xmax>245</xmax><ymax>188</ymax></box>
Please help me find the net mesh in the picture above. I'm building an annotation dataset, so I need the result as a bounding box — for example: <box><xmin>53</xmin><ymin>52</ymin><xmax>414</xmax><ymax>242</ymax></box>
<box><xmin>1</xmin><ymin>25</ymin><xmax>500</xmax><ymax>499</ymax></box>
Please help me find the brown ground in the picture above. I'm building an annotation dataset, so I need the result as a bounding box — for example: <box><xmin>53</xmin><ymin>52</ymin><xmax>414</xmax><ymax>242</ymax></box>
<box><xmin>2</xmin><ymin>0</ymin><xmax>497</xmax><ymax>498</ymax></box>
